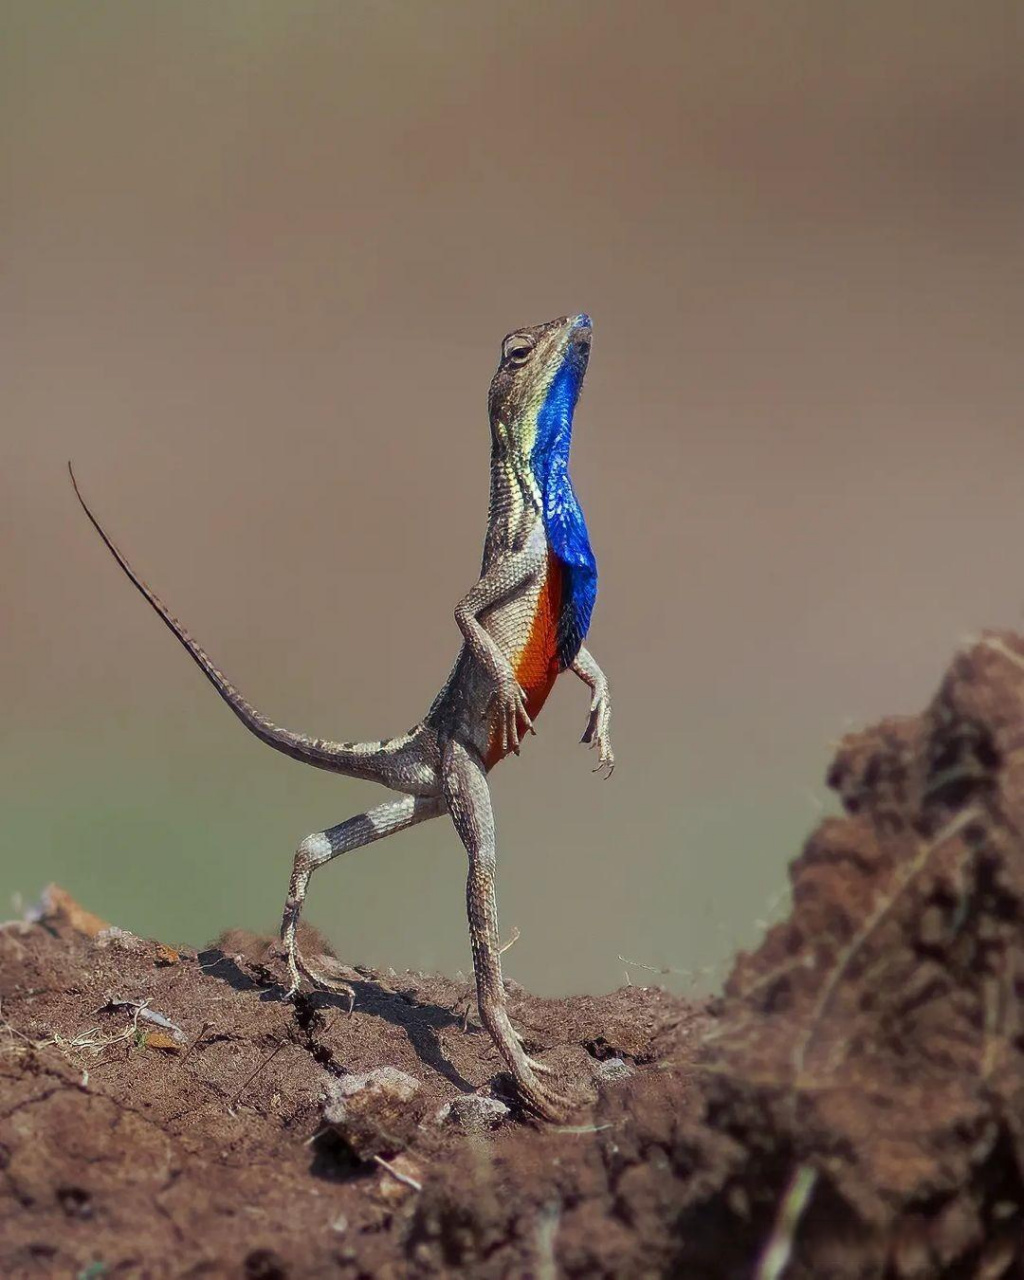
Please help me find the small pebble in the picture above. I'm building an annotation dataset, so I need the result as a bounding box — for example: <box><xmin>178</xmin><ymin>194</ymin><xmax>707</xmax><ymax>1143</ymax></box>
<box><xmin>593</xmin><ymin>1057</ymin><xmax>634</xmax><ymax>1083</ymax></box>
<box><xmin>322</xmin><ymin>1067</ymin><xmax>422</xmax><ymax>1158</ymax></box>
<box><xmin>434</xmin><ymin>1094</ymin><xmax>510</xmax><ymax>1133</ymax></box>
<box><xmin>95</xmin><ymin>926</ymin><xmax>146</xmax><ymax>952</ymax></box>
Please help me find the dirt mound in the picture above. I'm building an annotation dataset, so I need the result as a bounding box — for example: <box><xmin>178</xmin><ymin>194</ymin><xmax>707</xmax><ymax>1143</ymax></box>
<box><xmin>0</xmin><ymin>906</ymin><xmax>706</xmax><ymax>1278</ymax></box>
<box><xmin>5</xmin><ymin>631</ymin><xmax>1024</xmax><ymax>1277</ymax></box>
<box><xmin>689</xmin><ymin>630</ymin><xmax>1024</xmax><ymax>1278</ymax></box>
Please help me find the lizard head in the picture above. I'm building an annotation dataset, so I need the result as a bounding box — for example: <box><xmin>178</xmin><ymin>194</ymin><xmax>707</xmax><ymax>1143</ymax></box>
<box><xmin>488</xmin><ymin>314</ymin><xmax>592</xmax><ymax>459</ymax></box>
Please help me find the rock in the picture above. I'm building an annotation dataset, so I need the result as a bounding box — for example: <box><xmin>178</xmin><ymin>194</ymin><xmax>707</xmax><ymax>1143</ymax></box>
<box><xmin>94</xmin><ymin>925</ymin><xmax>146</xmax><ymax>952</ymax></box>
<box><xmin>434</xmin><ymin>1094</ymin><xmax>510</xmax><ymax>1133</ymax></box>
<box><xmin>593</xmin><ymin>1056</ymin><xmax>634</xmax><ymax>1083</ymax></box>
<box><xmin>322</xmin><ymin>1067</ymin><xmax>422</xmax><ymax>1158</ymax></box>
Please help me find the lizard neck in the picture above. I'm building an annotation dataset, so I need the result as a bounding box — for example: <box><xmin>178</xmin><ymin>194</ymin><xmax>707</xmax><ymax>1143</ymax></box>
<box><xmin>482</xmin><ymin>425</ymin><xmax>543</xmax><ymax>566</ymax></box>
<box><xmin>483</xmin><ymin>348</ymin><xmax>596</xmax><ymax>668</ymax></box>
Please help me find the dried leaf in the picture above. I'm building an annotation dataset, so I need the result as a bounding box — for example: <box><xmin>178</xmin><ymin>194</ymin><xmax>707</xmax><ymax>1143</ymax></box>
<box><xmin>144</xmin><ymin>1031</ymin><xmax>184</xmax><ymax>1053</ymax></box>
<box><xmin>38</xmin><ymin>884</ymin><xmax>111</xmax><ymax>938</ymax></box>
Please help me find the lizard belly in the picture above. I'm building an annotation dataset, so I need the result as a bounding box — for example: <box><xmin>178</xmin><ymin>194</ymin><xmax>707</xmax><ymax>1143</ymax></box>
<box><xmin>485</xmin><ymin>550</ymin><xmax>562</xmax><ymax>766</ymax></box>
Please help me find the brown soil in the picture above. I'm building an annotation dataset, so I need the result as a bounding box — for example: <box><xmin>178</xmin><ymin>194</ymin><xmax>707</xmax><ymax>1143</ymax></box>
<box><xmin>6</xmin><ymin>631</ymin><xmax>1024</xmax><ymax>1278</ymax></box>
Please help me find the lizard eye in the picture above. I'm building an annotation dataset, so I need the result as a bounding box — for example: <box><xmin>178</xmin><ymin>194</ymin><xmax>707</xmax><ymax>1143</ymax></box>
<box><xmin>503</xmin><ymin>337</ymin><xmax>534</xmax><ymax>366</ymax></box>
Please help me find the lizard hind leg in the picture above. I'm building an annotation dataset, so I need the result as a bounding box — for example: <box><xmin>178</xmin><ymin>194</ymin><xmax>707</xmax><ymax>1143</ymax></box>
<box><xmin>440</xmin><ymin>738</ymin><xmax>574</xmax><ymax>1122</ymax></box>
<box><xmin>281</xmin><ymin>794</ymin><xmax>444</xmax><ymax>1002</ymax></box>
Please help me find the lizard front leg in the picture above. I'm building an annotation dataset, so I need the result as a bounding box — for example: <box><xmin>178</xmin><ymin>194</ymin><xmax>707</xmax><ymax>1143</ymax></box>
<box><xmin>441</xmin><ymin>737</ymin><xmax>573</xmax><ymax>1121</ymax></box>
<box><xmin>454</xmin><ymin>541</ymin><xmax>546</xmax><ymax>756</ymax></box>
<box><xmin>571</xmin><ymin>646</ymin><xmax>615</xmax><ymax>777</ymax></box>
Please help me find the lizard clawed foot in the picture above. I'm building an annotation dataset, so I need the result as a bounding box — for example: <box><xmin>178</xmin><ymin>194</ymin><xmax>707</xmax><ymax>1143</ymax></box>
<box><xmin>307</xmin><ymin>971</ymin><xmax>357</xmax><ymax>1014</ymax></box>
<box><xmin>283</xmin><ymin>938</ymin><xmax>357</xmax><ymax>1013</ymax></box>
<box><xmin>592</xmin><ymin>754</ymin><xmax>615</xmax><ymax>779</ymax></box>
<box><xmin>507</xmin><ymin>1020</ymin><xmax>555</xmax><ymax>1073</ymax></box>
<box><xmin>580</xmin><ymin>702</ymin><xmax>615</xmax><ymax>778</ymax></box>
<box><xmin>281</xmin><ymin>941</ymin><xmax>304</xmax><ymax>1001</ymax></box>
<box><xmin>485</xmin><ymin>1005</ymin><xmax>576</xmax><ymax>1122</ymax></box>
<box><xmin>514</xmin><ymin>1066</ymin><xmax>576</xmax><ymax>1123</ymax></box>
<box><xmin>485</xmin><ymin>677</ymin><xmax>535</xmax><ymax>756</ymax></box>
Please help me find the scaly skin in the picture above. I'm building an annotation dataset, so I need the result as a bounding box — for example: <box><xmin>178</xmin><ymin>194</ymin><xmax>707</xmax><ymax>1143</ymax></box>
<box><xmin>70</xmin><ymin>313</ymin><xmax>614</xmax><ymax>1121</ymax></box>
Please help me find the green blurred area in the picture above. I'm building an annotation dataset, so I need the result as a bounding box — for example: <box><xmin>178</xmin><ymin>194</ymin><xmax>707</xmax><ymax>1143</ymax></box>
<box><xmin>2</xmin><ymin>0</ymin><xmax>1022</xmax><ymax>996</ymax></box>
<box><xmin>1</xmin><ymin>707</ymin><xmax>821</xmax><ymax>995</ymax></box>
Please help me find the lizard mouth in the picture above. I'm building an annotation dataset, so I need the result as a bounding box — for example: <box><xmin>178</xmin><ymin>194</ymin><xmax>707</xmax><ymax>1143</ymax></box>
<box><xmin>570</xmin><ymin>333</ymin><xmax>592</xmax><ymax>366</ymax></box>
<box><xmin>570</xmin><ymin>314</ymin><xmax>592</xmax><ymax>362</ymax></box>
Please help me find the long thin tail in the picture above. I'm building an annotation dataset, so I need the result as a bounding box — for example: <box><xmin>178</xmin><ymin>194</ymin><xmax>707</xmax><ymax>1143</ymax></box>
<box><xmin>68</xmin><ymin>463</ymin><xmax>414</xmax><ymax>782</ymax></box>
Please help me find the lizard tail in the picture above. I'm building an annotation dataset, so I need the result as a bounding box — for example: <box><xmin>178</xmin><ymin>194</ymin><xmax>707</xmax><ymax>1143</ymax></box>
<box><xmin>68</xmin><ymin>464</ymin><xmax>420</xmax><ymax>784</ymax></box>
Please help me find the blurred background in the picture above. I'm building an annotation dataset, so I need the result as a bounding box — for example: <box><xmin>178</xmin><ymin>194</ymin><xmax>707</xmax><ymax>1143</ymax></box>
<box><xmin>2</xmin><ymin>2</ymin><xmax>1021</xmax><ymax>996</ymax></box>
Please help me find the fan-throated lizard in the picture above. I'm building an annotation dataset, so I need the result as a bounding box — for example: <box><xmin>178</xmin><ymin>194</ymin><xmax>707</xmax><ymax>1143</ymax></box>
<box><xmin>70</xmin><ymin>312</ymin><xmax>614</xmax><ymax>1120</ymax></box>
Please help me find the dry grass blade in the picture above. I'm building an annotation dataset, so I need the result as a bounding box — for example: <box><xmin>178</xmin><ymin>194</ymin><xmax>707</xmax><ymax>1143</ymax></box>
<box><xmin>754</xmin><ymin>1163</ymin><xmax>818</xmax><ymax>1280</ymax></box>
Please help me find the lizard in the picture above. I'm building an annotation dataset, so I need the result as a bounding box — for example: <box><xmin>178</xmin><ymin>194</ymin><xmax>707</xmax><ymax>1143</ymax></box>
<box><xmin>69</xmin><ymin>311</ymin><xmax>614</xmax><ymax>1120</ymax></box>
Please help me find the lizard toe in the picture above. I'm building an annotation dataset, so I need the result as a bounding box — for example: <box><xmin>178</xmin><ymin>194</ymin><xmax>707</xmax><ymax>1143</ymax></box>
<box><xmin>519</xmin><ymin>1078</ymin><xmax>575</xmax><ymax>1123</ymax></box>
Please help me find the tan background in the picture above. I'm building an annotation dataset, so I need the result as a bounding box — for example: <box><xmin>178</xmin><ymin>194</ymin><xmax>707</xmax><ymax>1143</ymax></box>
<box><xmin>3</xmin><ymin>1</ymin><xmax>1022</xmax><ymax>995</ymax></box>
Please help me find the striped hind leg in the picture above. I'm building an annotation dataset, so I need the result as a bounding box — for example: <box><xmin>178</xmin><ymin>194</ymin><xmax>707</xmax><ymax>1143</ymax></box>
<box><xmin>282</xmin><ymin>794</ymin><xmax>444</xmax><ymax>999</ymax></box>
